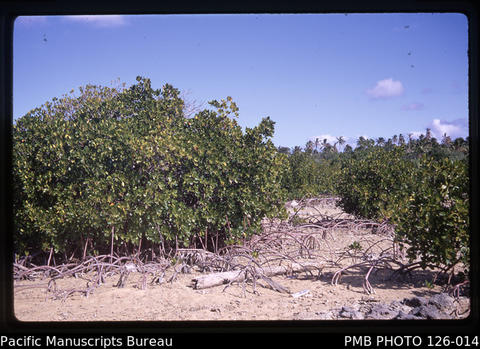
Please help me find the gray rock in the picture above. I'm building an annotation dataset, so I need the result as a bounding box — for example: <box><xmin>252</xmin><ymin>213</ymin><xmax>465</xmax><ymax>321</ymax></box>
<box><xmin>428</xmin><ymin>293</ymin><xmax>455</xmax><ymax>311</ymax></box>
<box><xmin>390</xmin><ymin>300</ymin><xmax>403</xmax><ymax>309</ymax></box>
<box><xmin>402</xmin><ymin>296</ymin><xmax>428</xmax><ymax>308</ymax></box>
<box><xmin>390</xmin><ymin>300</ymin><xmax>413</xmax><ymax>314</ymax></box>
<box><xmin>409</xmin><ymin>304</ymin><xmax>452</xmax><ymax>320</ymax></box>
<box><xmin>332</xmin><ymin>293</ymin><xmax>462</xmax><ymax>320</ymax></box>
<box><xmin>340</xmin><ymin>306</ymin><xmax>356</xmax><ymax>314</ymax></box>
<box><xmin>395</xmin><ymin>311</ymin><xmax>422</xmax><ymax>320</ymax></box>
<box><xmin>339</xmin><ymin>306</ymin><xmax>364</xmax><ymax>320</ymax></box>
<box><xmin>366</xmin><ymin>304</ymin><xmax>399</xmax><ymax>319</ymax></box>
<box><xmin>351</xmin><ymin>311</ymin><xmax>364</xmax><ymax>320</ymax></box>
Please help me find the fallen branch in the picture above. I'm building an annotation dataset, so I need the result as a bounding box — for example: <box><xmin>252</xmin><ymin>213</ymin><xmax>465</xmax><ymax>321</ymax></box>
<box><xmin>191</xmin><ymin>261</ymin><xmax>318</xmax><ymax>290</ymax></box>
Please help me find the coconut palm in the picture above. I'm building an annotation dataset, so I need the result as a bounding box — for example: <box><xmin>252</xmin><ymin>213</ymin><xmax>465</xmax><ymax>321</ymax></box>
<box><xmin>305</xmin><ymin>140</ymin><xmax>314</xmax><ymax>153</ymax></box>
<box><xmin>314</xmin><ymin>137</ymin><xmax>321</xmax><ymax>153</ymax></box>
<box><xmin>441</xmin><ymin>133</ymin><xmax>452</xmax><ymax>147</ymax></box>
<box><xmin>426</xmin><ymin>128</ymin><xmax>432</xmax><ymax>140</ymax></box>
<box><xmin>321</xmin><ymin>138</ymin><xmax>333</xmax><ymax>153</ymax></box>
<box><xmin>376</xmin><ymin>137</ymin><xmax>386</xmax><ymax>147</ymax></box>
<box><xmin>335</xmin><ymin>136</ymin><xmax>346</xmax><ymax>152</ymax></box>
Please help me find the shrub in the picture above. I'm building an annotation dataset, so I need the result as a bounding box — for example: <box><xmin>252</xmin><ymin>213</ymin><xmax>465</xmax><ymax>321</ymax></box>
<box><xmin>13</xmin><ymin>77</ymin><xmax>288</xmax><ymax>257</ymax></box>
<box><xmin>335</xmin><ymin>144</ymin><xmax>469</xmax><ymax>273</ymax></box>
<box><xmin>394</xmin><ymin>156</ymin><xmax>469</xmax><ymax>271</ymax></box>
<box><xmin>336</xmin><ymin>146</ymin><xmax>414</xmax><ymax>221</ymax></box>
<box><xmin>282</xmin><ymin>150</ymin><xmax>340</xmax><ymax>199</ymax></box>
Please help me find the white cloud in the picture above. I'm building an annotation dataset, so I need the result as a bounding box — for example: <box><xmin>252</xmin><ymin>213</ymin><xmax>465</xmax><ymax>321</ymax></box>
<box><xmin>430</xmin><ymin>118</ymin><xmax>468</xmax><ymax>139</ymax></box>
<box><xmin>401</xmin><ymin>102</ymin><xmax>424</xmax><ymax>111</ymax></box>
<box><xmin>408</xmin><ymin>131</ymin><xmax>424</xmax><ymax>140</ymax></box>
<box><xmin>63</xmin><ymin>15</ymin><xmax>127</xmax><ymax>27</ymax></box>
<box><xmin>310</xmin><ymin>134</ymin><xmax>337</xmax><ymax>145</ymax></box>
<box><xmin>367</xmin><ymin>78</ymin><xmax>404</xmax><ymax>99</ymax></box>
<box><xmin>410</xmin><ymin>118</ymin><xmax>468</xmax><ymax>140</ymax></box>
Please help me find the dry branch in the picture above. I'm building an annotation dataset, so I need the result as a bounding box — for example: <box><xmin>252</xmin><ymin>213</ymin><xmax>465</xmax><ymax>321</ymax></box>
<box><xmin>191</xmin><ymin>261</ymin><xmax>318</xmax><ymax>290</ymax></box>
<box><xmin>15</xmin><ymin>196</ymin><xmax>464</xmax><ymax>301</ymax></box>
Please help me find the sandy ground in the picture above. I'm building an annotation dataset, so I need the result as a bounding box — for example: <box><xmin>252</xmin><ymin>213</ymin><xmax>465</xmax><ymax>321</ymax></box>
<box><xmin>14</xmin><ymin>201</ymin><xmax>468</xmax><ymax>322</ymax></box>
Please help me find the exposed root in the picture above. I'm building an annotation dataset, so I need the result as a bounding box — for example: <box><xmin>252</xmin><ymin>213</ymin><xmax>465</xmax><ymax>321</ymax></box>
<box><xmin>14</xmin><ymin>196</ymin><xmax>468</xmax><ymax>300</ymax></box>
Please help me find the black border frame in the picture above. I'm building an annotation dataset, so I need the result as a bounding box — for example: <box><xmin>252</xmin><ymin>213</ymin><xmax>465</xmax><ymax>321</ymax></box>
<box><xmin>1</xmin><ymin>1</ymin><xmax>478</xmax><ymax>345</ymax></box>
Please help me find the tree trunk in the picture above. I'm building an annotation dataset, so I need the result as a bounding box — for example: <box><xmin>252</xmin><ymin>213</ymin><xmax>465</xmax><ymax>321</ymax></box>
<box><xmin>191</xmin><ymin>262</ymin><xmax>318</xmax><ymax>290</ymax></box>
<box><xmin>47</xmin><ymin>247</ymin><xmax>54</xmax><ymax>266</ymax></box>
<box><xmin>110</xmin><ymin>226</ymin><xmax>115</xmax><ymax>264</ymax></box>
<box><xmin>137</xmin><ymin>236</ymin><xmax>142</xmax><ymax>258</ymax></box>
<box><xmin>83</xmin><ymin>237</ymin><xmax>89</xmax><ymax>261</ymax></box>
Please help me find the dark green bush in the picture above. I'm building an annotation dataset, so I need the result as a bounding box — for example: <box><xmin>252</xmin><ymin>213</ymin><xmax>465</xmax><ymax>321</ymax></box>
<box><xmin>13</xmin><ymin>77</ymin><xmax>288</xmax><ymax>257</ymax></box>
<box><xmin>395</xmin><ymin>156</ymin><xmax>469</xmax><ymax>270</ymax></box>
<box><xmin>336</xmin><ymin>146</ymin><xmax>415</xmax><ymax>221</ymax></box>
<box><xmin>335</xmin><ymin>143</ymin><xmax>469</xmax><ymax>272</ymax></box>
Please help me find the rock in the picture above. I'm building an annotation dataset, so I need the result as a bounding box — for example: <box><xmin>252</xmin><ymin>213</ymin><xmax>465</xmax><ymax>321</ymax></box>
<box><xmin>428</xmin><ymin>293</ymin><xmax>455</xmax><ymax>311</ymax></box>
<box><xmin>339</xmin><ymin>306</ymin><xmax>364</xmax><ymax>320</ymax></box>
<box><xmin>409</xmin><ymin>304</ymin><xmax>452</xmax><ymax>320</ymax></box>
<box><xmin>402</xmin><ymin>296</ymin><xmax>428</xmax><ymax>308</ymax></box>
<box><xmin>340</xmin><ymin>306</ymin><xmax>356</xmax><ymax>313</ymax></box>
<box><xmin>395</xmin><ymin>311</ymin><xmax>421</xmax><ymax>320</ymax></box>
<box><xmin>330</xmin><ymin>293</ymin><xmax>464</xmax><ymax>320</ymax></box>
<box><xmin>390</xmin><ymin>300</ymin><xmax>414</xmax><ymax>315</ymax></box>
<box><xmin>366</xmin><ymin>304</ymin><xmax>399</xmax><ymax>319</ymax></box>
<box><xmin>401</xmin><ymin>293</ymin><xmax>455</xmax><ymax>319</ymax></box>
<box><xmin>349</xmin><ymin>311</ymin><xmax>364</xmax><ymax>320</ymax></box>
<box><xmin>389</xmin><ymin>300</ymin><xmax>408</xmax><ymax>311</ymax></box>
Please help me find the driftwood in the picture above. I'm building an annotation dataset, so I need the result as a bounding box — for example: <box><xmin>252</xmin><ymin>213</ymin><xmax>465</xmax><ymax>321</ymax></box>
<box><xmin>191</xmin><ymin>262</ymin><xmax>318</xmax><ymax>290</ymax></box>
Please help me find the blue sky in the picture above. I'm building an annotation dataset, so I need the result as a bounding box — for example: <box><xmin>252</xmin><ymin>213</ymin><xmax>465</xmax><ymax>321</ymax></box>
<box><xmin>14</xmin><ymin>13</ymin><xmax>469</xmax><ymax>149</ymax></box>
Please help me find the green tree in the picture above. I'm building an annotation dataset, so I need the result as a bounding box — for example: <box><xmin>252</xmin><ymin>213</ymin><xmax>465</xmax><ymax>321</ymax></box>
<box><xmin>395</xmin><ymin>156</ymin><xmax>469</xmax><ymax>271</ymax></box>
<box><xmin>336</xmin><ymin>145</ymin><xmax>414</xmax><ymax>221</ymax></box>
<box><xmin>13</xmin><ymin>77</ymin><xmax>289</xmax><ymax>258</ymax></box>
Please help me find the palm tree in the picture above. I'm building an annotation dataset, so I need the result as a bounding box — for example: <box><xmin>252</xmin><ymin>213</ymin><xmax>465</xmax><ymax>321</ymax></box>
<box><xmin>357</xmin><ymin>136</ymin><xmax>367</xmax><ymax>149</ymax></box>
<box><xmin>320</xmin><ymin>138</ymin><xmax>333</xmax><ymax>154</ymax></box>
<box><xmin>453</xmin><ymin>137</ymin><xmax>467</xmax><ymax>153</ymax></box>
<box><xmin>320</xmin><ymin>138</ymin><xmax>329</xmax><ymax>152</ymax></box>
<box><xmin>277</xmin><ymin>146</ymin><xmax>291</xmax><ymax>154</ymax></box>
<box><xmin>324</xmin><ymin>143</ymin><xmax>334</xmax><ymax>153</ymax></box>
<box><xmin>376</xmin><ymin>137</ymin><xmax>386</xmax><ymax>147</ymax></box>
<box><xmin>335</xmin><ymin>136</ymin><xmax>346</xmax><ymax>152</ymax></box>
<box><xmin>441</xmin><ymin>133</ymin><xmax>452</xmax><ymax>147</ymax></box>
<box><xmin>344</xmin><ymin>144</ymin><xmax>353</xmax><ymax>153</ymax></box>
<box><xmin>305</xmin><ymin>140</ymin><xmax>314</xmax><ymax>153</ymax></box>
<box><xmin>313</xmin><ymin>137</ymin><xmax>320</xmax><ymax>153</ymax></box>
<box><xmin>425</xmin><ymin>128</ymin><xmax>432</xmax><ymax>140</ymax></box>
<box><xmin>386</xmin><ymin>138</ymin><xmax>394</xmax><ymax>149</ymax></box>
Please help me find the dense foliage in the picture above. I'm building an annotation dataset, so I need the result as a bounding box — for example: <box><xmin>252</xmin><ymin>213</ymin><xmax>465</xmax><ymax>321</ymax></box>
<box><xmin>13</xmin><ymin>77</ymin><xmax>288</xmax><ymax>258</ymax></box>
<box><xmin>13</xmin><ymin>77</ymin><xmax>470</xmax><ymax>276</ymax></box>
<box><xmin>281</xmin><ymin>149</ymin><xmax>339</xmax><ymax>199</ymax></box>
<box><xmin>280</xmin><ymin>132</ymin><xmax>470</xmax><ymax>272</ymax></box>
<box><xmin>279</xmin><ymin>139</ymin><xmax>343</xmax><ymax>199</ymax></box>
<box><xmin>395</xmin><ymin>156</ymin><xmax>469</xmax><ymax>270</ymax></box>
